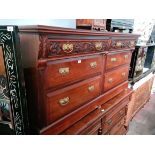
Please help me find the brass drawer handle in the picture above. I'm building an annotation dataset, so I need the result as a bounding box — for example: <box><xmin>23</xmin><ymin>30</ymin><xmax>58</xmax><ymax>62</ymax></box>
<box><xmin>95</xmin><ymin>42</ymin><xmax>102</xmax><ymax>50</ymax></box>
<box><xmin>59</xmin><ymin>97</ymin><xmax>70</xmax><ymax>106</ymax></box>
<box><xmin>111</xmin><ymin>58</ymin><xmax>117</xmax><ymax>62</ymax></box>
<box><xmin>62</xmin><ymin>43</ymin><xmax>73</xmax><ymax>53</ymax></box>
<box><xmin>88</xmin><ymin>85</ymin><xmax>95</xmax><ymax>92</ymax></box>
<box><xmin>124</xmin><ymin>55</ymin><xmax>128</xmax><ymax>59</ymax></box>
<box><xmin>116</xmin><ymin>42</ymin><xmax>122</xmax><ymax>47</ymax></box>
<box><xmin>59</xmin><ymin>67</ymin><xmax>69</xmax><ymax>75</ymax></box>
<box><xmin>108</xmin><ymin>78</ymin><xmax>113</xmax><ymax>83</ymax></box>
<box><xmin>121</xmin><ymin>72</ymin><xmax>126</xmax><ymax>77</ymax></box>
<box><xmin>90</xmin><ymin>62</ymin><xmax>97</xmax><ymax>68</ymax></box>
<box><xmin>107</xmin><ymin>119</ymin><xmax>113</xmax><ymax>126</ymax></box>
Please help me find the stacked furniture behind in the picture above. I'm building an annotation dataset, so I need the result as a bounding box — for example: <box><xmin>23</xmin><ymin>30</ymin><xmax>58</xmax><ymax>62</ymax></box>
<box><xmin>18</xmin><ymin>25</ymin><xmax>139</xmax><ymax>135</ymax></box>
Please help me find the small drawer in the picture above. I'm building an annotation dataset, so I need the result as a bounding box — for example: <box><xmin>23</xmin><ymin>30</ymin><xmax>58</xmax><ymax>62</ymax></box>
<box><xmin>104</xmin><ymin>66</ymin><xmax>129</xmax><ymax>92</ymax></box>
<box><xmin>106</xmin><ymin>52</ymin><xmax>131</xmax><ymax>70</ymax></box>
<box><xmin>44</xmin><ymin>55</ymin><xmax>102</xmax><ymax>89</ymax></box>
<box><xmin>102</xmin><ymin>106</ymin><xmax>126</xmax><ymax>134</ymax></box>
<box><xmin>109</xmin><ymin>117</ymin><xmax>125</xmax><ymax>135</ymax></box>
<box><xmin>47</xmin><ymin>76</ymin><xmax>102</xmax><ymax>124</ymax></box>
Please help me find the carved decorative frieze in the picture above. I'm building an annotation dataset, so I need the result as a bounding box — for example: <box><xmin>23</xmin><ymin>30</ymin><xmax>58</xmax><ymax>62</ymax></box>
<box><xmin>47</xmin><ymin>40</ymin><xmax>110</xmax><ymax>57</ymax></box>
<box><xmin>110</xmin><ymin>40</ymin><xmax>136</xmax><ymax>50</ymax></box>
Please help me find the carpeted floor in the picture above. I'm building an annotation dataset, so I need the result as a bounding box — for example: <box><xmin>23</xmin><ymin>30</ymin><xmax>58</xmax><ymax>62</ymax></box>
<box><xmin>127</xmin><ymin>79</ymin><xmax>155</xmax><ymax>135</ymax></box>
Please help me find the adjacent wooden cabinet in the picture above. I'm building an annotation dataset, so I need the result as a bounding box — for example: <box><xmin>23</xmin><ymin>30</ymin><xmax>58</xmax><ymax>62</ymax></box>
<box><xmin>18</xmin><ymin>25</ymin><xmax>139</xmax><ymax>135</ymax></box>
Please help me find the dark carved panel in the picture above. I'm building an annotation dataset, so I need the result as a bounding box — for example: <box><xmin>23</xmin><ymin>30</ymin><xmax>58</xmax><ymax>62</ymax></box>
<box><xmin>48</xmin><ymin>40</ymin><xmax>110</xmax><ymax>57</ymax></box>
<box><xmin>110</xmin><ymin>40</ymin><xmax>136</xmax><ymax>50</ymax></box>
<box><xmin>0</xmin><ymin>26</ymin><xmax>28</xmax><ymax>135</ymax></box>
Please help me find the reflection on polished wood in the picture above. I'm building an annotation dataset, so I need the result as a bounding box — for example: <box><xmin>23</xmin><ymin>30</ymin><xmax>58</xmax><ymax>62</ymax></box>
<box><xmin>0</xmin><ymin>46</ymin><xmax>5</xmax><ymax>75</ymax></box>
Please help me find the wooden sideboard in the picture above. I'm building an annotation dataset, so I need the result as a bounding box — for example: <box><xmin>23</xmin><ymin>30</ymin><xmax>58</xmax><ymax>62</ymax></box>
<box><xmin>18</xmin><ymin>25</ymin><xmax>139</xmax><ymax>135</ymax></box>
<box><xmin>125</xmin><ymin>73</ymin><xmax>155</xmax><ymax>126</ymax></box>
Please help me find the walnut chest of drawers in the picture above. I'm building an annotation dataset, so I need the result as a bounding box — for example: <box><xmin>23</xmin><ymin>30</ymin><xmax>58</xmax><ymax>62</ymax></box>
<box><xmin>18</xmin><ymin>25</ymin><xmax>139</xmax><ymax>135</ymax></box>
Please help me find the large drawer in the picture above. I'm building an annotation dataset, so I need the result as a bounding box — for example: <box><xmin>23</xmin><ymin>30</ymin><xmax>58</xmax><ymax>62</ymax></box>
<box><xmin>104</xmin><ymin>66</ymin><xmax>129</xmax><ymax>92</ymax></box>
<box><xmin>44</xmin><ymin>55</ymin><xmax>102</xmax><ymax>89</ymax></box>
<box><xmin>106</xmin><ymin>52</ymin><xmax>131</xmax><ymax>70</ymax></box>
<box><xmin>47</xmin><ymin>75</ymin><xmax>102</xmax><ymax>124</ymax></box>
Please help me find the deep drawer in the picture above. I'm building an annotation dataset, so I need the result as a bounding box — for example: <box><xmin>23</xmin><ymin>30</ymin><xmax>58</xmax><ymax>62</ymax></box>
<box><xmin>44</xmin><ymin>55</ymin><xmax>102</xmax><ymax>89</ymax></box>
<box><xmin>104</xmin><ymin>66</ymin><xmax>129</xmax><ymax>92</ymax></box>
<box><xmin>47</xmin><ymin>76</ymin><xmax>102</xmax><ymax>124</ymax></box>
<box><xmin>106</xmin><ymin>52</ymin><xmax>131</xmax><ymax>70</ymax></box>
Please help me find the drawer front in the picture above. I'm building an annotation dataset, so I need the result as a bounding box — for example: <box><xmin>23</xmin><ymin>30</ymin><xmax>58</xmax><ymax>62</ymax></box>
<box><xmin>102</xmin><ymin>106</ymin><xmax>126</xmax><ymax>133</ymax></box>
<box><xmin>106</xmin><ymin>52</ymin><xmax>131</xmax><ymax>70</ymax></box>
<box><xmin>47</xmin><ymin>76</ymin><xmax>102</xmax><ymax>123</ymax></box>
<box><xmin>104</xmin><ymin>66</ymin><xmax>129</xmax><ymax>91</ymax></box>
<box><xmin>45</xmin><ymin>55</ymin><xmax>102</xmax><ymax>89</ymax></box>
<box><xmin>109</xmin><ymin>117</ymin><xmax>125</xmax><ymax>135</ymax></box>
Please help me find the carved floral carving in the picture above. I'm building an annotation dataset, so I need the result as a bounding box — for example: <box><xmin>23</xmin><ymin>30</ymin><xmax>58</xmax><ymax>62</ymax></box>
<box><xmin>48</xmin><ymin>40</ymin><xmax>110</xmax><ymax>57</ymax></box>
<box><xmin>110</xmin><ymin>40</ymin><xmax>136</xmax><ymax>50</ymax></box>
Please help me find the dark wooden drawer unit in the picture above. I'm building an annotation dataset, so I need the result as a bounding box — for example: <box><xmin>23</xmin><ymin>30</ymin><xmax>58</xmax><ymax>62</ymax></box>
<box><xmin>47</xmin><ymin>76</ymin><xmax>102</xmax><ymax>123</ymax></box>
<box><xmin>45</xmin><ymin>55</ymin><xmax>103</xmax><ymax>89</ymax></box>
<box><xmin>104</xmin><ymin>66</ymin><xmax>129</xmax><ymax>91</ymax></box>
<box><xmin>106</xmin><ymin>51</ymin><xmax>131</xmax><ymax>70</ymax></box>
<box><xmin>18</xmin><ymin>25</ymin><xmax>139</xmax><ymax>134</ymax></box>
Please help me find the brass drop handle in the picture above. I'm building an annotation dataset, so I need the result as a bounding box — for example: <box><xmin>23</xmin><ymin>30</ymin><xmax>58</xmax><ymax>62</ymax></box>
<box><xmin>88</xmin><ymin>85</ymin><xmax>95</xmax><ymax>92</ymax></box>
<box><xmin>121</xmin><ymin>72</ymin><xmax>126</xmax><ymax>77</ymax></box>
<box><xmin>108</xmin><ymin>78</ymin><xmax>113</xmax><ymax>83</ymax></box>
<box><xmin>124</xmin><ymin>55</ymin><xmax>128</xmax><ymax>59</ymax></box>
<box><xmin>59</xmin><ymin>67</ymin><xmax>69</xmax><ymax>75</ymax></box>
<box><xmin>59</xmin><ymin>97</ymin><xmax>70</xmax><ymax>106</ymax></box>
<box><xmin>107</xmin><ymin>119</ymin><xmax>113</xmax><ymax>126</ymax></box>
<box><xmin>90</xmin><ymin>62</ymin><xmax>97</xmax><ymax>68</ymax></box>
<box><xmin>116</xmin><ymin>42</ymin><xmax>122</xmax><ymax>47</ymax></box>
<box><xmin>111</xmin><ymin>58</ymin><xmax>117</xmax><ymax>62</ymax></box>
<box><xmin>62</xmin><ymin>43</ymin><xmax>73</xmax><ymax>53</ymax></box>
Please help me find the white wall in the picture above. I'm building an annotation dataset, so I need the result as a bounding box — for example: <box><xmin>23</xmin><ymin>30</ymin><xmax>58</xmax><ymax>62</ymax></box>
<box><xmin>0</xmin><ymin>19</ymin><xmax>76</xmax><ymax>28</ymax></box>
